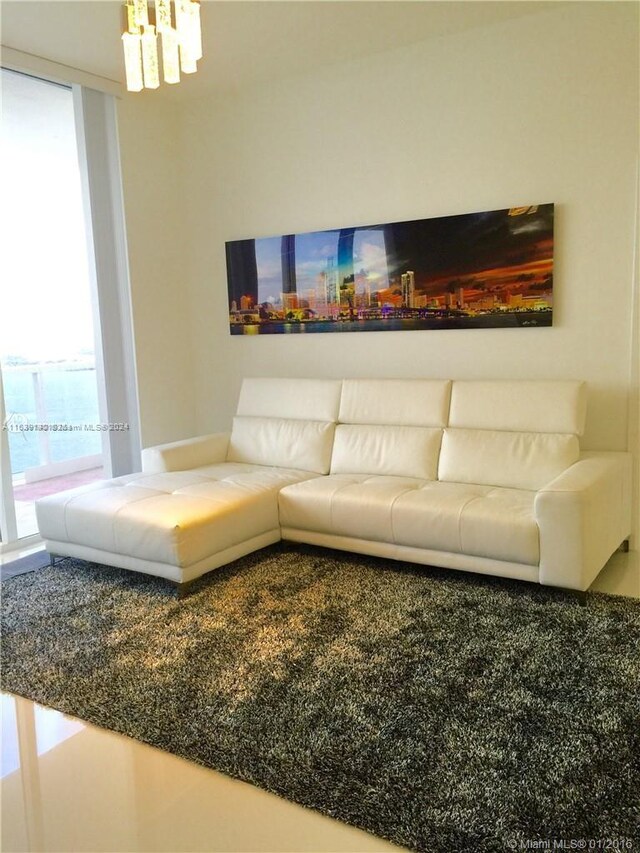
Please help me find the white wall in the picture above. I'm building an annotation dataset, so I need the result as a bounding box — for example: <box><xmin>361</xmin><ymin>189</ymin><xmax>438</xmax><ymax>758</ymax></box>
<box><xmin>117</xmin><ymin>94</ymin><xmax>196</xmax><ymax>447</ymax></box>
<box><xmin>180</xmin><ymin>2</ymin><xmax>639</xmax><ymax>466</ymax></box>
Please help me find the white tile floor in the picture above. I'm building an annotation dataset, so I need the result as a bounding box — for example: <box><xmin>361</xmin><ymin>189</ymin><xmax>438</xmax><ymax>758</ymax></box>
<box><xmin>1</xmin><ymin>692</ymin><xmax>402</xmax><ymax>853</ymax></box>
<box><xmin>1</xmin><ymin>549</ymin><xmax>637</xmax><ymax>853</ymax></box>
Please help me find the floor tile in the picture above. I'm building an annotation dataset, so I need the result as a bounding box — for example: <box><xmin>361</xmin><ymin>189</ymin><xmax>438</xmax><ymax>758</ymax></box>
<box><xmin>1</xmin><ymin>694</ymin><xmax>402</xmax><ymax>853</ymax></box>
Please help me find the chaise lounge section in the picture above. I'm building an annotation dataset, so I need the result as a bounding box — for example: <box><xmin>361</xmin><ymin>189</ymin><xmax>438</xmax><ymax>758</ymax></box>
<box><xmin>36</xmin><ymin>378</ymin><xmax>632</xmax><ymax>595</ymax></box>
<box><xmin>36</xmin><ymin>379</ymin><xmax>341</xmax><ymax>590</ymax></box>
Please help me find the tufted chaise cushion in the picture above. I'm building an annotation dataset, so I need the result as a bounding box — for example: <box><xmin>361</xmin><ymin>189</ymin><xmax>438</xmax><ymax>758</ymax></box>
<box><xmin>37</xmin><ymin>464</ymin><xmax>317</xmax><ymax>570</ymax></box>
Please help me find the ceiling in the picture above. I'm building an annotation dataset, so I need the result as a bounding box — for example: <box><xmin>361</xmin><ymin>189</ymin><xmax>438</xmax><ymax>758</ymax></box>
<box><xmin>1</xmin><ymin>1</ymin><xmax>562</xmax><ymax>100</ymax></box>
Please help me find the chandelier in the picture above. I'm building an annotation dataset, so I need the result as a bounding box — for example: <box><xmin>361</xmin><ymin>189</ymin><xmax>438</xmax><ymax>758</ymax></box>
<box><xmin>122</xmin><ymin>0</ymin><xmax>202</xmax><ymax>92</ymax></box>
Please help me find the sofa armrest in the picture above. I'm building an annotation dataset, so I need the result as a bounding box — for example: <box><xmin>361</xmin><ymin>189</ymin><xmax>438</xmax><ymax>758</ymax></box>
<box><xmin>534</xmin><ymin>451</ymin><xmax>632</xmax><ymax>591</ymax></box>
<box><xmin>141</xmin><ymin>432</ymin><xmax>230</xmax><ymax>474</ymax></box>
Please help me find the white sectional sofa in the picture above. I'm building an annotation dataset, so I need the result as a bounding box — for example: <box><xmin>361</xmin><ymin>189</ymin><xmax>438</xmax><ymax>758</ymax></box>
<box><xmin>36</xmin><ymin>378</ymin><xmax>632</xmax><ymax>597</ymax></box>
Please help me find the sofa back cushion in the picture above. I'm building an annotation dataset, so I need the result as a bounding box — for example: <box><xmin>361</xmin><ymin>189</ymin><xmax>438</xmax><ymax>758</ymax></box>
<box><xmin>448</xmin><ymin>380</ymin><xmax>587</xmax><ymax>435</ymax></box>
<box><xmin>438</xmin><ymin>428</ymin><xmax>580</xmax><ymax>490</ymax></box>
<box><xmin>331</xmin><ymin>424</ymin><xmax>442</xmax><ymax>479</ymax></box>
<box><xmin>237</xmin><ymin>378</ymin><xmax>342</xmax><ymax>422</ymax></box>
<box><xmin>227</xmin><ymin>416</ymin><xmax>336</xmax><ymax>474</ymax></box>
<box><xmin>339</xmin><ymin>379</ymin><xmax>451</xmax><ymax>427</ymax></box>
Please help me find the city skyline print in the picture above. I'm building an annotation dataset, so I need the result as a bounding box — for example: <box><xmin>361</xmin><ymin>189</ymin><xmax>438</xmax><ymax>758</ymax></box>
<box><xmin>225</xmin><ymin>203</ymin><xmax>554</xmax><ymax>335</ymax></box>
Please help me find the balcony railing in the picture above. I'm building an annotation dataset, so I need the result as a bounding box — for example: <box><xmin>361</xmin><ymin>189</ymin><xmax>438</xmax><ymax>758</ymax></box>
<box><xmin>3</xmin><ymin>361</ymin><xmax>102</xmax><ymax>481</ymax></box>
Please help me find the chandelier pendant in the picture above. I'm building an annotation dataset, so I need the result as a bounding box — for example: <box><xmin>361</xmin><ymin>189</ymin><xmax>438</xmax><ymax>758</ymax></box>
<box><xmin>122</xmin><ymin>0</ymin><xmax>202</xmax><ymax>92</ymax></box>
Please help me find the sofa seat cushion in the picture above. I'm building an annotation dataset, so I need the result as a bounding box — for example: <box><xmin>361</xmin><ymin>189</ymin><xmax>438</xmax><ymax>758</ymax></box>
<box><xmin>279</xmin><ymin>476</ymin><xmax>539</xmax><ymax>566</ymax></box>
<box><xmin>190</xmin><ymin>462</ymin><xmax>316</xmax><ymax>491</ymax></box>
<box><xmin>37</xmin><ymin>464</ymin><xmax>317</xmax><ymax>569</ymax></box>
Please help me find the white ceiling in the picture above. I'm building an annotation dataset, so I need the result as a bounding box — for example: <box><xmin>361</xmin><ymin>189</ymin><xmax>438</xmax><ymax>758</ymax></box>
<box><xmin>1</xmin><ymin>1</ymin><xmax>561</xmax><ymax>100</ymax></box>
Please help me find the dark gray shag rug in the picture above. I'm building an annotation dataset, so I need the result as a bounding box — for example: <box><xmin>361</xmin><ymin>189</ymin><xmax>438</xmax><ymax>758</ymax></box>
<box><xmin>2</xmin><ymin>543</ymin><xmax>639</xmax><ymax>852</ymax></box>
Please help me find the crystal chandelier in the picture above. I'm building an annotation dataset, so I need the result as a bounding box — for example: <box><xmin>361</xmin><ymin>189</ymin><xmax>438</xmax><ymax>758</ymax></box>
<box><xmin>122</xmin><ymin>0</ymin><xmax>202</xmax><ymax>92</ymax></box>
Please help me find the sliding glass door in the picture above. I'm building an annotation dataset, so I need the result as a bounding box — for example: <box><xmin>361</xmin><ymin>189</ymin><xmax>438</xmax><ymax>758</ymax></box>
<box><xmin>0</xmin><ymin>70</ymin><xmax>106</xmax><ymax>547</ymax></box>
<box><xmin>1</xmin><ymin>66</ymin><xmax>141</xmax><ymax>552</ymax></box>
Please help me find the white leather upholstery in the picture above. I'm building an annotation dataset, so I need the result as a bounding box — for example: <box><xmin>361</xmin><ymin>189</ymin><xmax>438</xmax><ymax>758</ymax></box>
<box><xmin>438</xmin><ymin>428</ymin><xmax>580</xmax><ymax>491</ymax></box>
<box><xmin>193</xmin><ymin>462</ymin><xmax>318</xmax><ymax>489</ymax></box>
<box><xmin>280</xmin><ymin>474</ymin><xmax>420</xmax><ymax>544</ymax></box>
<box><xmin>279</xmin><ymin>475</ymin><xmax>539</xmax><ymax>565</ymax></box>
<box><xmin>449</xmin><ymin>380</ymin><xmax>587</xmax><ymax>435</ymax></box>
<box><xmin>36</xmin><ymin>464</ymin><xmax>317</xmax><ymax>570</ymax></box>
<box><xmin>281</xmin><ymin>529</ymin><xmax>540</xmax><ymax>584</ymax></box>
<box><xmin>392</xmin><ymin>482</ymin><xmax>539</xmax><ymax>565</ymax></box>
<box><xmin>141</xmin><ymin>432</ymin><xmax>229</xmax><ymax>473</ymax></box>
<box><xmin>330</xmin><ymin>424</ymin><xmax>442</xmax><ymax>479</ymax></box>
<box><xmin>37</xmin><ymin>376</ymin><xmax>631</xmax><ymax>593</ymax></box>
<box><xmin>339</xmin><ymin>379</ymin><xmax>451</xmax><ymax>426</ymax></box>
<box><xmin>43</xmin><ymin>531</ymin><xmax>281</xmax><ymax>584</ymax></box>
<box><xmin>535</xmin><ymin>451</ymin><xmax>632</xmax><ymax>590</ymax></box>
<box><xmin>227</xmin><ymin>416</ymin><xmax>335</xmax><ymax>474</ymax></box>
<box><xmin>236</xmin><ymin>378</ymin><xmax>342</xmax><ymax>421</ymax></box>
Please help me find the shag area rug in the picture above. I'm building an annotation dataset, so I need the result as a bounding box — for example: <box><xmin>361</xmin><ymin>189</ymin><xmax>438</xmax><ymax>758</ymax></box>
<box><xmin>2</xmin><ymin>544</ymin><xmax>639</xmax><ymax>852</ymax></box>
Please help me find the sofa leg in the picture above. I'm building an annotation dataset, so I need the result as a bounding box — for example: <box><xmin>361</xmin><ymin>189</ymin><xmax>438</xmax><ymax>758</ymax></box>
<box><xmin>174</xmin><ymin>581</ymin><xmax>192</xmax><ymax>600</ymax></box>
<box><xmin>572</xmin><ymin>590</ymin><xmax>588</xmax><ymax>606</ymax></box>
<box><xmin>619</xmin><ymin>538</ymin><xmax>630</xmax><ymax>553</ymax></box>
<box><xmin>49</xmin><ymin>553</ymin><xmax>56</xmax><ymax>567</ymax></box>
<box><xmin>555</xmin><ymin>587</ymin><xmax>587</xmax><ymax>606</ymax></box>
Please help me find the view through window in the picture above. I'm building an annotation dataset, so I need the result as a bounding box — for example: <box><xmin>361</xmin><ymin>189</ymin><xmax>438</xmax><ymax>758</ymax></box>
<box><xmin>0</xmin><ymin>69</ymin><xmax>105</xmax><ymax>543</ymax></box>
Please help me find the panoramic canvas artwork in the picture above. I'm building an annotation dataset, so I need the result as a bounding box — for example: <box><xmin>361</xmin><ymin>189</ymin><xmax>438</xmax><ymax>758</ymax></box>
<box><xmin>225</xmin><ymin>203</ymin><xmax>554</xmax><ymax>334</ymax></box>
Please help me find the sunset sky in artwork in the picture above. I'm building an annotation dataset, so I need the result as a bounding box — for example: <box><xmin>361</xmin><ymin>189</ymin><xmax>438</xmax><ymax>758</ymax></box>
<box><xmin>421</xmin><ymin>242</ymin><xmax>554</xmax><ymax>299</ymax></box>
<box><xmin>387</xmin><ymin>206</ymin><xmax>554</xmax><ymax>299</ymax></box>
<box><xmin>227</xmin><ymin>203</ymin><xmax>554</xmax><ymax>312</ymax></box>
